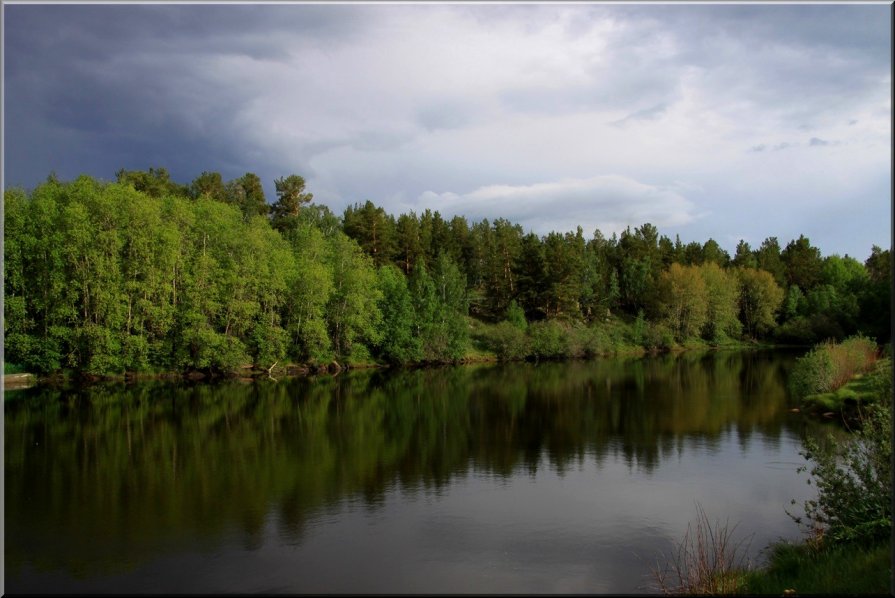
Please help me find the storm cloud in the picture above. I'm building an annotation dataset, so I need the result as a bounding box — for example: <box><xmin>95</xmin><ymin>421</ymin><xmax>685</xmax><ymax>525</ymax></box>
<box><xmin>3</xmin><ymin>3</ymin><xmax>890</xmax><ymax>259</ymax></box>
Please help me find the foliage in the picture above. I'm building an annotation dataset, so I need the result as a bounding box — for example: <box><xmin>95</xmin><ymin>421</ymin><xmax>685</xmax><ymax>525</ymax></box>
<box><xmin>736</xmin><ymin>267</ymin><xmax>784</xmax><ymax>338</ymax></box>
<box><xmin>4</xmin><ymin>171</ymin><xmax>891</xmax><ymax>376</ymax></box>
<box><xmin>477</xmin><ymin>321</ymin><xmax>531</xmax><ymax>361</ymax></box>
<box><xmin>645</xmin><ymin>321</ymin><xmax>677</xmax><ymax>352</ymax></box>
<box><xmin>699</xmin><ymin>262</ymin><xmax>741</xmax><ymax>342</ymax></box>
<box><xmin>325</xmin><ymin>232</ymin><xmax>383</xmax><ymax>359</ymax></box>
<box><xmin>655</xmin><ymin>263</ymin><xmax>707</xmax><ymax>342</ymax></box>
<box><xmin>282</xmin><ymin>223</ymin><xmax>333</xmax><ymax>363</ymax></box>
<box><xmin>791</xmin><ymin>358</ymin><xmax>892</xmax><ymax>545</ymax></box>
<box><xmin>789</xmin><ymin>335</ymin><xmax>879</xmax><ymax>399</ymax></box>
<box><xmin>792</xmin><ymin>402</ymin><xmax>891</xmax><ymax>545</ymax></box>
<box><xmin>271</xmin><ymin>174</ymin><xmax>313</xmax><ymax>229</ymax></box>
<box><xmin>505</xmin><ymin>299</ymin><xmax>528</xmax><ymax>331</ymax></box>
<box><xmin>376</xmin><ymin>264</ymin><xmax>421</xmax><ymax>364</ymax></box>
<box><xmin>528</xmin><ymin>320</ymin><xmax>568</xmax><ymax>359</ymax></box>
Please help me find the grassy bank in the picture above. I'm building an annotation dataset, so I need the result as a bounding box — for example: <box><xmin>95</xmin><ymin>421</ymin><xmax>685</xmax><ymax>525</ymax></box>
<box><xmin>655</xmin><ymin>335</ymin><xmax>892</xmax><ymax>595</ymax></box>
<box><xmin>800</xmin><ymin>360</ymin><xmax>890</xmax><ymax>413</ymax></box>
<box><xmin>789</xmin><ymin>335</ymin><xmax>888</xmax><ymax>415</ymax></box>
<box><xmin>740</xmin><ymin>539</ymin><xmax>890</xmax><ymax>595</ymax></box>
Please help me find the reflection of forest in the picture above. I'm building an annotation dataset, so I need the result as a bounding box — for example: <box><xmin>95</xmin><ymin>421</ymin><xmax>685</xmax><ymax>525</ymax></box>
<box><xmin>5</xmin><ymin>351</ymin><xmax>798</xmax><ymax>578</ymax></box>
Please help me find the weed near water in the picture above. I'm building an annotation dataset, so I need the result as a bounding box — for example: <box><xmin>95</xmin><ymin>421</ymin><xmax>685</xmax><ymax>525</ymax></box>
<box><xmin>651</xmin><ymin>503</ymin><xmax>753</xmax><ymax>595</ymax></box>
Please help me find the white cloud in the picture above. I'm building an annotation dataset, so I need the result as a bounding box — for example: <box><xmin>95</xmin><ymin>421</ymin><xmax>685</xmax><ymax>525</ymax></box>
<box><xmin>415</xmin><ymin>175</ymin><xmax>698</xmax><ymax>236</ymax></box>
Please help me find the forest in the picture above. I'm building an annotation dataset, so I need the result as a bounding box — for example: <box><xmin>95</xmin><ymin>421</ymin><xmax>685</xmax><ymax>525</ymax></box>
<box><xmin>3</xmin><ymin>168</ymin><xmax>891</xmax><ymax>376</ymax></box>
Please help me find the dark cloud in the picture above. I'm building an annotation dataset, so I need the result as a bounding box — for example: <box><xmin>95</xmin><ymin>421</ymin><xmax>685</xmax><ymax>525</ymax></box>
<box><xmin>3</xmin><ymin>4</ymin><xmax>889</xmax><ymax>260</ymax></box>
<box><xmin>3</xmin><ymin>4</ymin><xmax>374</xmax><ymax>190</ymax></box>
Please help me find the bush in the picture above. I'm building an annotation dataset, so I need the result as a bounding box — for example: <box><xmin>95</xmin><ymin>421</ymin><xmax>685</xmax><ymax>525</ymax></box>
<box><xmin>792</xmin><ymin>398</ymin><xmax>892</xmax><ymax>544</ymax></box>
<box><xmin>645</xmin><ymin>322</ymin><xmax>675</xmax><ymax>351</ymax></box>
<box><xmin>789</xmin><ymin>335</ymin><xmax>878</xmax><ymax>399</ymax></box>
<box><xmin>480</xmin><ymin>321</ymin><xmax>530</xmax><ymax>361</ymax></box>
<box><xmin>528</xmin><ymin>320</ymin><xmax>568</xmax><ymax>359</ymax></box>
<box><xmin>569</xmin><ymin>325</ymin><xmax>603</xmax><ymax>358</ymax></box>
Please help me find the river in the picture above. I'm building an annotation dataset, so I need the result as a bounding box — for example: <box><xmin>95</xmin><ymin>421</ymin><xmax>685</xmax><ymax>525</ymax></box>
<box><xmin>5</xmin><ymin>350</ymin><xmax>827</xmax><ymax>593</ymax></box>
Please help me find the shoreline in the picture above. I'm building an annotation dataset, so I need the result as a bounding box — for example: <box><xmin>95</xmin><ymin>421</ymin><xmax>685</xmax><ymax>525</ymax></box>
<box><xmin>4</xmin><ymin>341</ymin><xmax>793</xmax><ymax>392</ymax></box>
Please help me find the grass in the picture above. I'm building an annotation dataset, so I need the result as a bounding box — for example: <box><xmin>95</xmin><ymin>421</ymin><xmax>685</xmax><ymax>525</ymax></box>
<box><xmin>802</xmin><ymin>356</ymin><xmax>891</xmax><ymax>415</ymax></box>
<box><xmin>652</xmin><ymin>504</ymin><xmax>754</xmax><ymax>595</ymax></box>
<box><xmin>740</xmin><ymin>540</ymin><xmax>891</xmax><ymax>595</ymax></box>
<box><xmin>803</xmin><ymin>372</ymin><xmax>879</xmax><ymax>411</ymax></box>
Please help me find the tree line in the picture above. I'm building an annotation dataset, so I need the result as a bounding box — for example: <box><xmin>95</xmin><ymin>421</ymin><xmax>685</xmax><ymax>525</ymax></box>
<box><xmin>3</xmin><ymin>168</ymin><xmax>891</xmax><ymax>375</ymax></box>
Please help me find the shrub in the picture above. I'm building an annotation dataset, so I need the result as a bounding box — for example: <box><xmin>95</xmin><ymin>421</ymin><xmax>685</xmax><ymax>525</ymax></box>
<box><xmin>480</xmin><ymin>321</ymin><xmax>530</xmax><ymax>361</ymax></box>
<box><xmin>789</xmin><ymin>335</ymin><xmax>878</xmax><ymax>399</ymax></box>
<box><xmin>789</xmin><ymin>343</ymin><xmax>835</xmax><ymax>397</ymax></box>
<box><xmin>529</xmin><ymin>320</ymin><xmax>568</xmax><ymax>359</ymax></box>
<box><xmin>645</xmin><ymin>322</ymin><xmax>675</xmax><ymax>351</ymax></box>
<box><xmin>505</xmin><ymin>300</ymin><xmax>528</xmax><ymax>331</ymax></box>
<box><xmin>792</xmin><ymin>397</ymin><xmax>892</xmax><ymax>544</ymax></box>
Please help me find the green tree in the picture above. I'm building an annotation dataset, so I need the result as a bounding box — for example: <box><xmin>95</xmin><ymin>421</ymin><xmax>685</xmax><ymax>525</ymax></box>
<box><xmin>485</xmin><ymin>218</ymin><xmax>523</xmax><ymax>317</ymax></box>
<box><xmin>514</xmin><ymin>232</ymin><xmax>548</xmax><ymax>320</ymax></box>
<box><xmin>782</xmin><ymin>235</ymin><xmax>823</xmax><ymax>291</ymax></box>
<box><xmin>698</xmin><ymin>262</ymin><xmax>741</xmax><ymax>341</ymax></box>
<box><xmin>190</xmin><ymin>171</ymin><xmax>227</xmax><ymax>202</ymax></box>
<box><xmin>325</xmin><ymin>232</ymin><xmax>383</xmax><ymax>361</ymax></box>
<box><xmin>736</xmin><ymin>267</ymin><xmax>784</xmax><ymax>338</ymax></box>
<box><xmin>542</xmin><ymin>229</ymin><xmax>584</xmax><ymax>319</ymax></box>
<box><xmin>655</xmin><ymin>263</ymin><xmax>708</xmax><ymax>342</ymax></box>
<box><xmin>859</xmin><ymin>246</ymin><xmax>891</xmax><ymax>342</ymax></box>
<box><xmin>117</xmin><ymin>167</ymin><xmax>189</xmax><ymax>198</ymax></box>
<box><xmin>428</xmin><ymin>253</ymin><xmax>470</xmax><ymax>361</ymax></box>
<box><xmin>271</xmin><ymin>174</ymin><xmax>313</xmax><ymax>229</ymax></box>
<box><xmin>755</xmin><ymin>237</ymin><xmax>786</xmax><ymax>287</ymax></box>
<box><xmin>795</xmin><ymin>397</ymin><xmax>891</xmax><ymax>544</ymax></box>
<box><xmin>376</xmin><ymin>264</ymin><xmax>421</xmax><ymax>364</ymax></box>
<box><xmin>615</xmin><ymin>224</ymin><xmax>660</xmax><ymax>314</ymax></box>
<box><xmin>343</xmin><ymin>200</ymin><xmax>396</xmax><ymax>267</ymax></box>
<box><xmin>227</xmin><ymin>172</ymin><xmax>268</xmax><ymax>219</ymax></box>
<box><xmin>393</xmin><ymin>212</ymin><xmax>423</xmax><ymax>275</ymax></box>
<box><xmin>732</xmin><ymin>240</ymin><xmax>758</xmax><ymax>269</ymax></box>
<box><xmin>282</xmin><ymin>224</ymin><xmax>333</xmax><ymax>363</ymax></box>
<box><xmin>408</xmin><ymin>255</ymin><xmax>469</xmax><ymax>362</ymax></box>
<box><xmin>701</xmin><ymin>238</ymin><xmax>730</xmax><ymax>267</ymax></box>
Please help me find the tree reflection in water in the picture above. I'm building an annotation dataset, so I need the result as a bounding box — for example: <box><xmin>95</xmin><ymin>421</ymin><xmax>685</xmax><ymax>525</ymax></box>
<box><xmin>5</xmin><ymin>350</ymin><xmax>805</xmax><ymax>584</ymax></box>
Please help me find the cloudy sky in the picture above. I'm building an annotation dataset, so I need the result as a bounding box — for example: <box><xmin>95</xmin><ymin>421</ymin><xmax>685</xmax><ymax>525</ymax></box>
<box><xmin>4</xmin><ymin>3</ymin><xmax>891</xmax><ymax>260</ymax></box>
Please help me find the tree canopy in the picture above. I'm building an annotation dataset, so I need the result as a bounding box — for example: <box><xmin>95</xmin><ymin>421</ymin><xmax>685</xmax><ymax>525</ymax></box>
<box><xmin>4</xmin><ymin>170</ymin><xmax>890</xmax><ymax>376</ymax></box>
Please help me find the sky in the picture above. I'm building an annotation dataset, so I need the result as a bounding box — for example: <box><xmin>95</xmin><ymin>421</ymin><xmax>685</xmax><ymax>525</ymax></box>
<box><xmin>3</xmin><ymin>3</ymin><xmax>892</xmax><ymax>260</ymax></box>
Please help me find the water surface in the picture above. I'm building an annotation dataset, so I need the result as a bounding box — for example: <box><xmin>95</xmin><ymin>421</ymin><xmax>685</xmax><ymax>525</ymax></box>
<box><xmin>5</xmin><ymin>351</ymin><xmax>822</xmax><ymax>593</ymax></box>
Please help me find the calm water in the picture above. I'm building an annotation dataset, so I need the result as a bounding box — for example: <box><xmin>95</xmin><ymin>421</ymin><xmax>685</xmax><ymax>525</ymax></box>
<box><xmin>6</xmin><ymin>351</ymin><xmax>825</xmax><ymax>593</ymax></box>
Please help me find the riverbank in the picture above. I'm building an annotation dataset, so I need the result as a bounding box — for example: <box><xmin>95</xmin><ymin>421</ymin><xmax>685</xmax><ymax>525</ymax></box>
<box><xmin>739</xmin><ymin>538</ymin><xmax>890</xmax><ymax>595</ymax></box>
<box><xmin>788</xmin><ymin>336</ymin><xmax>891</xmax><ymax>426</ymax></box>
<box><xmin>4</xmin><ymin>338</ymin><xmax>788</xmax><ymax>391</ymax></box>
<box><xmin>652</xmin><ymin>336</ymin><xmax>892</xmax><ymax>595</ymax></box>
<box><xmin>800</xmin><ymin>357</ymin><xmax>890</xmax><ymax>412</ymax></box>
